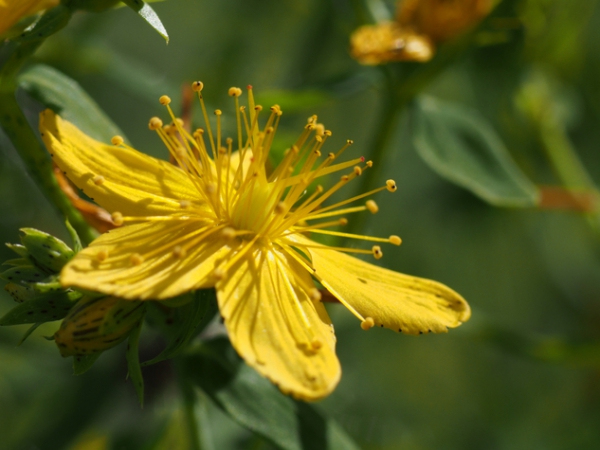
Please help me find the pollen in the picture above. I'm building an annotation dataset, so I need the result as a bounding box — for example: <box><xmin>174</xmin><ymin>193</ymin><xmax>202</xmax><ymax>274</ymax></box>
<box><xmin>386</xmin><ymin>179</ymin><xmax>397</xmax><ymax>192</ymax></box>
<box><xmin>111</xmin><ymin>136</ymin><xmax>124</xmax><ymax>146</ymax></box>
<box><xmin>93</xmin><ymin>175</ymin><xmax>105</xmax><ymax>186</ymax></box>
<box><xmin>389</xmin><ymin>235</ymin><xmax>402</xmax><ymax>246</ymax></box>
<box><xmin>111</xmin><ymin>212</ymin><xmax>123</xmax><ymax>226</ymax></box>
<box><xmin>361</xmin><ymin>317</ymin><xmax>375</xmax><ymax>330</ymax></box>
<box><xmin>130</xmin><ymin>253</ymin><xmax>144</xmax><ymax>265</ymax></box>
<box><xmin>96</xmin><ymin>250</ymin><xmax>109</xmax><ymax>262</ymax></box>
<box><xmin>159</xmin><ymin>95</ymin><xmax>171</xmax><ymax>105</ymax></box>
<box><xmin>372</xmin><ymin>245</ymin><xmax>383</xmax><ymax>259</ymax></box>
<box><xmin>366</xmin><ymin>200</ymin><xmax>379</xmax><ymax>214</ymax></box>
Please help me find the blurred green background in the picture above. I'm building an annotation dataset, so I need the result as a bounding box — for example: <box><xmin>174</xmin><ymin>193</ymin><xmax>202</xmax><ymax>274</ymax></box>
<box><xmin>1</xmin><ymin>0</ymin><xmax>600</xmax><ymax>449</ymax></box>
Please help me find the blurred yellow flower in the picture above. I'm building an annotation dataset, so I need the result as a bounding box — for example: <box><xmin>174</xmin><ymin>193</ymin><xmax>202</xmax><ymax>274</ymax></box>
<box><xmin>351</xmin><ymin>0</ymin><xmax>493</xmax><ymax>65</ymax></box>
<box><xmin>0</xmin><ymin>0</ymin><xmax>59</xmax><ymax>36</ymax></box>
<box><xmin>40</xmin><ymin>84</ymin><xmax>470</xmax><ymax>400</ymax></box>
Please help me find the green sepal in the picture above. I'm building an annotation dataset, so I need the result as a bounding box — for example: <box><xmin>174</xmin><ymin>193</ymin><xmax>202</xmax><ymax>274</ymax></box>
<box><xmin>19</xmin><ymin>228</ymin><xmax>74</xmax><ymax>273</ymax></box>
<box><xmin>1</xmin><ymin>265</ymin><xmax>51</xmax><ymax>284</ymax></box>
<box><xmin>65</xmin><ymin>220</ymin><xmax>82</xmax><ymax>253</ymax></box>
<box><xmin>2</xmin><ymin>258</ymin><xmax>32</xmax><ymax>267</ymax></box>
<box><xmin>73</xmin><ymin>352</ymin><xmax>103</xmax><ymax>375</ymax></box>
<box><xmin>18</xmin><ymin>323</ymin><xmax>43</xmax><ymax>345</ymax></box>
<box><xmin>184</xmin><ymin>338</ymin><xmax>361</xmax><ymax>450</ymax></box>
<box><xmin>99</xmin><ymin>300</ymin><xmax>146</xmax><ymax>336</ymax></box>
<box><xmin>4</xmin><ymin>282</ymin><xmax>37</xmax><ymax>303</ymax></box>
<box><xmin>13</xmin><ymin>5</ymin><xmax>72</xmax><ymax>44</ymax></box>
<box><xmin>143</xmin><ymin>289</ymin><xmax>218</xmax><ymax>366</ymax></box>
<box><xmin>0</xmin><ymin>290</ymin><xmax>80</xmax><ymax>326</ymax></box>
<box><xmin>67</xmin><ymin>0</ymin><xmax>121</xmax><ymax>12</ymax></box>
<box><xmin>126</xmin><ymin>319</ymin><xmax>145</xmax><ymax>407</ymax></box>
<box><xmin>5</xmin><ymin>243</ymin><xmax>28</xmax><ymax>258</ymax></box>
<box><xmin>121</xmin><ymin>0</ymin><xmax>169</xmax><ymax>43</ymax></box>
<box><xmin>28</xmin><ymin>276</ymin><xmax>63</xmax><ymax>294</ymax></box>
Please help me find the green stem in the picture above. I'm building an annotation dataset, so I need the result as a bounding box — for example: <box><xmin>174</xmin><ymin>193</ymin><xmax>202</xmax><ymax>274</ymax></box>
<box><xmin>177</xmin><ymin>361</ymin><xmax>203</xmax><ymax>450</ymax></box>
<box><xmin>0</xmin><ymin>8</ymin><xmax>97</xmax><ymax>246</ymax></box>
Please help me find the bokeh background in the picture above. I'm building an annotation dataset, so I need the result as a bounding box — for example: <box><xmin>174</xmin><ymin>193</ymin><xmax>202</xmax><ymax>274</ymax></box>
<box><xmin>1</xmin><ymin>0</ymin><xmax>600</xmax><ymax>449</ymax></box>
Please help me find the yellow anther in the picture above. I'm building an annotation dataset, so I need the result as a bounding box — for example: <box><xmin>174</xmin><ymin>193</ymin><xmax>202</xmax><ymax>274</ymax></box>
<box><xmin>228</xmin><ymin>87</ymin><xmax>242</xmax><ymax>97</ymax></box>
<box><xmin>172</xmin><ymin>245</ymin><xmax>187</xmax><ymax>258</ymax></box>
<box><xmin>221</xmin><ymin>227</ymin><xmax>236</xmax><ymax>240</ymax></box>
<box><xmin>386</xmin><ymin>179</ymin><xmax>397</xmax><ymax>192</ymax></box>
<box><xmin>175</xmin><ymin>118</ymin><xmax>184</xmax><ymax>127</ymax></box>
<box><xmin>93</xmin><ymin>175</ymin><xmax>105</xmax><ymax>186</ymax></box>
<box><xmin>372</xmin><ymin>245</ymin><xmax>383</xmax><ymax>259</ymax></box>
<box><xmin>254</xmin><ymin>105</ymin><xmax>263</xmax><ymax>112</ymax></box>
<box><xmin>361</xmin><ymin>317</ymin><xmax>375</xmax><ymax>330</ymax></box>
<box><xmin>149</xmin><ymin>117</ymin><xmax>163</xmax><ymax>130</ymax></box>
<box><xmin>347</xmin><ymin>139</ymin><xmax>354</xmax><ymax>145</ymax></box>
<box><xmin>366</xmin><ymin>160</ymin><xmax>373</xmax><ymax>167</ymax></box>
<box><xmin>179</xmin><ymin>200</ymin><xmax>190</xmax><ymax>209</ymax></box>
<box><xmin>324</xmin><ymin>130</ymin><xmax>332</xmax><ymax>137</ymax></box>
<box><xmin>339</xmin><ymin>218</ymin><xmax>348</xmax><ymax>226</ymax></box>
<box><xmin>213</xmin><ymin>267</ymin><xmax>225</xmax><ymax>281</ymax></box>
<box><xmin>353</xmin><ymin>166</ymin><xmax>362</xmax><ymax>176</ymax></box>
<box><xmin>366</xmin><ymin>200</ymin><xmax>379</xmax><ymax>214</ymax></box>
<box><xmin>226</xmin><ymin>137</ymin><xmax>233</xmax><ymax>145</ymax></box>
<box><xmin>159</xmin><ymin>95</ymin><xmax>171</xmax><ymax>105</ymax></box>
<box><xmin>206</xmin><ymin>183</ymin><xmax>217</xmax><ymax>194</ymax></box>
<box><xmin>192</xmin><ymin>81</ymin><xmax>204</xmax><ymax>92</ymax></box>
<box><xmin>315</xmin><ymin>124</ymin><xmax>325</xmax><ymax>136</ymax></box>
<box><xmin>309</xmin><ymin>288</ymin><xmax>322</xmax><ymax>302</ymax></box>
<box><xmin>275</xmin><ymin>202</ymin><xmax>287</xmax><ymax>214</ymax></box>
<box><xmin>340</xmin><ymin>175</ymin><xmax>349</xmax><ymax>182</ymax></box>
<box><xmin>311</xmin><ymin>339</ymin><xmax>322</xmax><ymax>350</ymax></box>
<box><xmin>214</xmin><ymin>109</ymin><xmax>222</xmax><ymax>116</ymax></box>
<box><xmin>130</xmin><ymin>253</ymin><xmax>144</xmax><ymax>266</ymax></box>
<box><xmin>111</xmin><ymin>136</ymin><xmax>124</xmax><ymax>146</ymax></box>
<box><xmin>111</xmin><ymin>212</ymin><xmax>123</xmax><ymax>226</ymax></box>
<box><xmin>96</xmin><ymin>250</ymin><xmax>109</xmax><ymax>262</ymax></box>
<box><xmin>389</xmin><ymin>235</ymin><xmax>402</xmax><ymax>246</ymax></box>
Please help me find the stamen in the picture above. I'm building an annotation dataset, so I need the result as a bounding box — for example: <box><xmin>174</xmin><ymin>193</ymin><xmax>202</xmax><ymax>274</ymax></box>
<box><xmin>366</xmin><ymin>200</ymin><xmax>378</xmax><ymax>214</ymax></box>
<box><xmin>111</xmin><ymin>136</ymin><xmax>124</xmax><ymax>146</ymax></box>
<box><xmin>159</xmin><ymin>95</ymin><xmax>171</xmax><ymax>105</ymax></box>
<box><xmin>372</xmin><ymin>245</ymin><xmax>383</xmax><ymax>259</ymax></box>
<box><xmin>93</xmin><ymin>175</ymin><xmax>105</xmax><ymax>186</ymax></box>
<box><xmin>96</xmin><ymin>250</ymin><xmax>109</xmax><ymax>262</ymax></box>
<box><xmin>130</xmin><ymin>253</ymin><xmax>144</xmax><ymax>265</ymax></box>
<box><xmin>179</xmin><ymin>200</ymin><xmax>190</xmax><ymax>209</ymax></box>
<box><xmin>221</xmin><ymin>227</ymin><xmax>236</xmax><ymax>240</ymax></box>
<box><xmin>361</xmin><ymin>317</ymin><xmax>375</xmax><ymax>330</ymax></box>
<box><xmin>386</xmin><ymin>179</ymin><xmax>397</xmax><ymax>192</ymax></box>
<box><xmin>389</xmin><ymin>235</ymin><xmax>402</xmax><ymax>246</ymax></box>
<box><xmin>149</xmin><ymin>117</ymin><xmax>163</xmax><ymax>130</ymax></box>
<box><xmin>172</xmin><ymin>245</ymin><xmax>186</xmax><ymax>258</ymax></box>
<box><xmin>111</xmin><ymin>212</ymin><xmax>123</xmax><ymax>226</ymax></box>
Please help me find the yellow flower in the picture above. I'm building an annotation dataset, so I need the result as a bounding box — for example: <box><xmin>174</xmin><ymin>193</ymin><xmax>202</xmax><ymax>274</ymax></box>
<box><xmin>40</xmin><ymin>84</ymin><xmax>470</xmax><ymax>400</ymax></box>
<box><xmin>0</xmin><ymin>0</ymin><xmax>59</xmax><ymax>36</ymax></box>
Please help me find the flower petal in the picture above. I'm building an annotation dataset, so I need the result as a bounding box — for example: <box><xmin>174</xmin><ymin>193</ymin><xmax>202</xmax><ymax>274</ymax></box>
<box><xmin>61</xmin><ymin>220</ymin><xmax>230</xmax><ymax>300</ymax></box>
<box><xmin>40</xmin><ymin>110</ymin><xmax>205</xmax><ymax>217</ymax></box>
<box><xmin>216</xmin><ymin>245</ymin><xmax>340</xmax><ymax>401</ymax></box>
<box><xmin>293</xmin><ymin>236</ymin><xmax>470</xmax><ymax>335</ymax></box>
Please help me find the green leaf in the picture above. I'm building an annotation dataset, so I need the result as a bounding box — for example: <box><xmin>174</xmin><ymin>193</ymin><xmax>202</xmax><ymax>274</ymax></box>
<box><xmin>121</xmin><ymin>0</ymin><xmax>169</xmax><ymax>43</ymax></box>
<box><xmin>410</xmin><ymin>96</ymin><xmax>540</xmax><ymax>207</ymax></box>
<box><xmin>73</xmin><ymin>352</ymin><xmax>103</xmax><ymax>375</ymax></box>
<box><xmin>18</xmin><ymin>64</ymin><xmax>125</xmax><ymax>142</ymax></box>
<box><xmin>126</xmin><ymin>318</ymin><xmax>145</xmax><ymax>407</ymax></box>
<box><xmin>143</xmin><ymin>289</ymin><xmax>218</xmax><ymax>366</ymax></box>
<box><xmin>0</xmin><ymin>290</ymin><xmax>79</xmax><ymax>326</ymax></box>
<box><xmin>184</xmin><ymin>338</ymin><xmax>361</xmax><ymax>450</ymax></box>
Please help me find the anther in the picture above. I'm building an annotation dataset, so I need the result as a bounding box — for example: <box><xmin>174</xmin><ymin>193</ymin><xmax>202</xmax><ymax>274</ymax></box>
<box><xmin>347</xmin><ymin>139</ymin><xmax>354</xmax><ymax>145</ymax></box>
<box><xmin>111</xmin><ymin>212</ymin><xmax>123</xmax><ymax>226</ymax></box>
<box><xmin>130</xmin><ymin>253</ymin><xmax>144</xmax><ymax>266</ymax></box>
<box><xmin>96</xmin><ymin>250</ymin><xmax>109</xmax><ymax>262</ymax></box>
<box><xmin>149</xmin><ymin>117</ymin><xmax>163</xmax><ymax>130</ymax></box>
<box><xmin>111</xmin><ymin>136</ymin><xmax>124</xmax><ymax>146</ymax></box>
<box><xmin>221</xmin><ymin>227</ymin><xmax>236</xmax><ymax>240</ymax></box>
<box><xmin>366</xmin><ymin>160</ymin><xmax>373</xmax><ymax>167</ymax></box>
<box><xmin>206</xmin><ymin>183</ymin><xmax>217</xmax><ymax>194</ymax></box>
<box><xmin>213</xmin><ymin>267</ymin><xmax>225</xmax><ymax>281</ymax></box>
<box><xmin>315</xmin><ymin>124</ymin><xmax>325</xmax><ymax>136</ymax></box>
<box><xmin>309</xmin><ymin>288</ymin><xmax>322</xmax><ymax>302</ymax></box>
<box><xmin>275</xmin><ymin>202</ymin><xmax>287</xmax><ymax>214</ymax></box>
<box><xmin>191</xmin><ymin>81</ymin><xmax>204</xmax><ymax>92</ymax></box>
<box><xmin>179</xmin><ymin>200</ymin><xmax>190</xmax><ymax>209</ymax></box>
<box><xmin>93</xmin><ymin>175</ymin><xmax>105</xmax><ymax>186</ymax></box>
<box><xmin>324</xmin><ymin>130</ymin><xmax>332</xmax><ymax>137</ymax></box>
<box><xmin>361</xmin><ymin>317</ymin><xmax>375</xmax><ymax>330</ymax></box>
<box><xmin>366</xmin><ymin>200</ymin><xmax>379</xmax><ymax>214</ymax></box>
<box><xmin>389</xmin><ymin>235</ymin><xmax>402</xmax><ymax>246</ymax></box>
<box><xmin>386</xmin><ymin>179</ymin><xmax>397</xmax><ymax>192</ymax></box>
<box><xmin>311</xmin><ymin>339</ymin><xmax>322</xmax><ymax>350</ymax></box>
<box><xmin>339</xmin><ymin>218</ymin><xmax>348</xmax><ymax>226</ymax></box>
<box><xmin>353</xmin><ymin>166</ymin><xmax>362</xmax><ymax>176</ymax></box>
<box><xmin>228</xmin><ymin>87</ymin><xmax>242</xmax><ymax>97</ymax></box>
<box><xmin>159</xmin><ymin>95</ymin><xmax>171</xmax><ymax>105</ymax></box>
<box><xmin>172</xmin><ymin>246</ymin><xmax>186</xmax><ymax>258</ymax></box>
<box><xmin>214</xmin><ymin>109</ymin><xmax>222</xmax><ymax>116</ymax></box>
<box><xmin>372</xmin><ymin>245</ymin><xmax>383</xmax><ymax>259</ymax></box>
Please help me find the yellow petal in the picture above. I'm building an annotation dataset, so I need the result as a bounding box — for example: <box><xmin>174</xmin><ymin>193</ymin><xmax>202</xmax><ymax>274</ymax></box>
<box><xmin>61</xmin><ymin>220</ymin><xmax>230</xmax><ymax>300</ymax></box>
<box><xmin>293</xmin><ymin>235</ymin><xmax>470</xmax><ymax>335</ymax></box>
<box><xmin>216</xmin><ymin>245</ymin><xmax>340</xmax><ymax>401</ymax></box>
<box><xmin>40</xmin><ymin>110</ymin><xmax>205</xmax><ymax>217</ymax></box>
